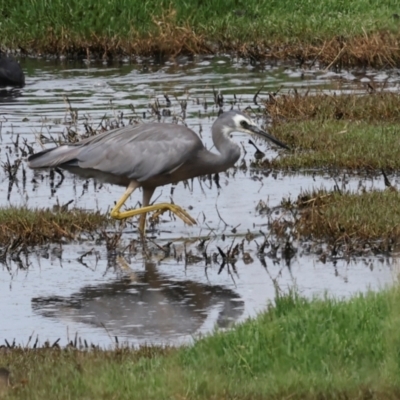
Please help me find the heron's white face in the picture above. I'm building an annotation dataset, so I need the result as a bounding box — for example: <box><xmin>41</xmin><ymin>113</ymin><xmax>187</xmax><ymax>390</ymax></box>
<box><xmin>231</xmin><ymin>113</ymin><xmax>259</xmax><ymax>135</ymax></box>
<box><xmin>223</xmin><ymin>114</ymin><xmax>258</xmax><ymax>136</ymax></box>
<box><xmin>225</xmin><ymin>112</ymin><xmax>289</xmax><ymax>149</ymax></box>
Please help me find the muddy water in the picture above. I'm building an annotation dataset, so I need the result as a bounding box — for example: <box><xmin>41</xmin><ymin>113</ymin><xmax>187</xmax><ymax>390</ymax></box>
<box><xmin>0</xmin><ymin>57</ymin><xmax>399</xmax><ymax>347</ymax></box>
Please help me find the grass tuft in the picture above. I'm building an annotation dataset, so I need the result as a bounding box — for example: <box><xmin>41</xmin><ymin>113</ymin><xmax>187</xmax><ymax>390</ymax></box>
<box><xmin>0</xmin><ymin>207</ymin><xmax>111</xmax><ymax>246</ymax></box>
<box><xmin>275</xmin><ymin>189</ymin><xmax>400</xmax><ymax>250</ymax></box>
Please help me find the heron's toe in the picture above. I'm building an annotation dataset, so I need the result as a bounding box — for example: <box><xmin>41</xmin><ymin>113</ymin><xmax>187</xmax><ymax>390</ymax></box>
<box><xmin>150</xmin><ymin>204</ymin><xmax>196</xmax><ymax>226</ymax></box>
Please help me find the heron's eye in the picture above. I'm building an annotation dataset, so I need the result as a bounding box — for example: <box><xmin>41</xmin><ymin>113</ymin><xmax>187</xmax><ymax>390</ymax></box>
<box><xmin>240</xmin><ymin>120</ymin><xmax>249</xmax><ymax>129</ymax></box>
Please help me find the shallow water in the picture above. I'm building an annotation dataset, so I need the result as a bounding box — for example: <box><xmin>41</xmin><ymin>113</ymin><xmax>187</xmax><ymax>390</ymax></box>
<box><xmin>0</xmin><ymin>56</ymin><xmax>399</xmax><ymax>347</ymax></box>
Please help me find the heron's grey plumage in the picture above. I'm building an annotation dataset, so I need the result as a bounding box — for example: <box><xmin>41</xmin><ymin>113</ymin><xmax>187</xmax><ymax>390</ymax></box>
<box><xmin>29</xmin><ymin>123</ymin><xmax>204</xmax><ymax>184</ymax></box>
<box><xmin>28</xmin><ymin>110</ymin><xmax>288</xmax><ymax>231</ymax></box>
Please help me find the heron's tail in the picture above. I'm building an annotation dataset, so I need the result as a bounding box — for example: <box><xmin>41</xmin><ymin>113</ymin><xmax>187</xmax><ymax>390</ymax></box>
<box><xmin>27</xmin><ymin>145</ymin><xmax>79</xmax><ymax>169</ymax></box>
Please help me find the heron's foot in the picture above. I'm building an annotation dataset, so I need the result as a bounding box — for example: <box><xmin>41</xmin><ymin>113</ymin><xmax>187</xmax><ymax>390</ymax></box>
<box><xmin>110</xmin><ymin>203</ymin><xmax>196</xmax><ymax>226</ymax></box>
<box><xmin>150</xmin><ymin>204</ymin><xmax>197</xmax><ymax>226</ymax></box>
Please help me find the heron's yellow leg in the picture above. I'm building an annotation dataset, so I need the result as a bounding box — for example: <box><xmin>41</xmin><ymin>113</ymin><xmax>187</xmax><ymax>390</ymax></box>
<box><xmin>110</xmin><ymin>183</ymin><xmax>196</xmax><ymax>231</ymax></box>
<box><xmin>113</xmin><ymin>202</ymin><xmax>196</xmax><ymax>225</ymax></box>
<box><xmin>110</xmin><ymin>181</ymin><xmax>138</xmax><ymax>220</ymax></box>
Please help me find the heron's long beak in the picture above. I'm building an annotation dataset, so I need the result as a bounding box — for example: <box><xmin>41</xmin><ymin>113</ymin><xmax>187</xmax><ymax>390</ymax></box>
<box><xmin>249</xmin><ymin>126</ymin><xmax>290</xmax><ymax>150</ymax></box>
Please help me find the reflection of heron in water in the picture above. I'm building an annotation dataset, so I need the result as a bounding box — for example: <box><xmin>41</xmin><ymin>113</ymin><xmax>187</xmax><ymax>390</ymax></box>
<box><xmin>32</xmin><ymin>262</ymin><xmax>244</xmax><ymax>343</ymax></box>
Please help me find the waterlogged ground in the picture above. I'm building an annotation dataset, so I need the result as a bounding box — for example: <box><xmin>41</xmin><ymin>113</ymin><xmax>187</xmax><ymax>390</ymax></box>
<box><xmin>1</xmin><ymin>56</ymin><xmax>399</xmax><ymax>347</ymax></box>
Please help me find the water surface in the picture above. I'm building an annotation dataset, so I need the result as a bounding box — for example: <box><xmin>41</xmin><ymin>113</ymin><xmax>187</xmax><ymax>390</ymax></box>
<box><xmin>0</xmin><ymin>57</ymin><xmax>398</xmax><ymax>347</ymax></box>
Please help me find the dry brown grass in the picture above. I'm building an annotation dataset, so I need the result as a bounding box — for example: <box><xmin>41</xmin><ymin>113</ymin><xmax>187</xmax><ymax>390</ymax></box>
<box><xmin>61</xmin><ymin>32</ymin><xmax>400</xmax><ymax>67</ymax></box>
<box><xmin>244</xmin><ymin>31</ymin><xmax>400</xmax><ymax>68</ymax></box>
<box><xmin>0</xmin><ymin>207</ymin><xmax>111</xmax><ymax>246</ymax></box>
<box><xmin>274</xmin><ymin>188</ymin><xmax>400</xmax><ymax>252</ymax></box>
<box><xmin>264</xmin><ymin>90</ymin><xmax>400</xmax><ymax>123</ymax></box>
<box><xmin>32</xmin><ymin>8</ymin><xmax>211</xmax><ymax>59</ymax></box>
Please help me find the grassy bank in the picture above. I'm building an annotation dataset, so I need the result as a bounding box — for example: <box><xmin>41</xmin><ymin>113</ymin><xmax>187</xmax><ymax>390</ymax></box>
<box><xmin>263</xmin><ymin>91</ymin><xmax>400</xmax><ymax>171</ymax></box>
<box><xmin>2</xmin><ymin>288</ymin><xmax>400</xmax><ymax>399</ymax></box>
<box><xmin>266</xmin><ymin>120</ymin><xmax>400</xmax><ymax>170</ymax></box>
<box><xmin>1</xmin><ymin>0</ymin><xmax>400</xmax><ymax>65</ymax></box>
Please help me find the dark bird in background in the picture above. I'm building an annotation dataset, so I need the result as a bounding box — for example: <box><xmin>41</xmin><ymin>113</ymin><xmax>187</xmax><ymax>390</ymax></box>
<box><xmin>0</xmin><ymin>53</ymin><xmax>25</xmax><ymax>87</ymax></box>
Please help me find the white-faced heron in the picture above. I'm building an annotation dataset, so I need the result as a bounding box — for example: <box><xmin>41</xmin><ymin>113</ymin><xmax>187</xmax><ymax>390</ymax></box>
<box><xmin>28</xmin><ymin>110</ymin><xmax>289</xmax><ymax>233</ymax></box>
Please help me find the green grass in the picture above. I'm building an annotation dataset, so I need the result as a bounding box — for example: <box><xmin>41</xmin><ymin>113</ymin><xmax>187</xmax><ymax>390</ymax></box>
<box><xmin>2</xmin><ymin>0</ymin><xmax>396</xmax><ymax>39</ymax></box>
<box><xmin>3</xmin><ymin>288</ymin><xmax>400</xmax><ymax>398</ymax></box>
<box><xmin>266</xmin><ymin>121</ymin><xmax>400</xmax><ymax>170</ymax></box>
<box><xmin>1</xmin><ymin>0</ymin><xmax>399</xmax><ymax>61</ymax></box>
<box><xmin>261</xmin><ymin>91</ymin><xmax>400</xmax><ymax>170</ymax></box>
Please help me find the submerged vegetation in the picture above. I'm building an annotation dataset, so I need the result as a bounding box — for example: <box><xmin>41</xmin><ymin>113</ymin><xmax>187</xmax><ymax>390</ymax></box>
<box><xmin>1</xmin><ymin>0</ymin><xmax>400</xmax><ymax>65</ymax></box>
<box><xmin>2</xmin><ymin>288</ymin><xmax>400</xmax><ymax>399</ymax></box>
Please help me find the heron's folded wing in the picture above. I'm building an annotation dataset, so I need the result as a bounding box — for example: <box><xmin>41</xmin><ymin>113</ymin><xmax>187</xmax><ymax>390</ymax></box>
<box><xmin>76</xmin><ymin>123</ymin><xmax>204</xmax><ymax>182</ymax></box>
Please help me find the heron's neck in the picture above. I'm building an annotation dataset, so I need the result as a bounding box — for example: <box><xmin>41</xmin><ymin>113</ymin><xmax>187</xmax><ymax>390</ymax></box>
<box><xmin>211</xmin><ymin>125</ymin><xmax>241</xmax><ymax>171</ymax></box>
